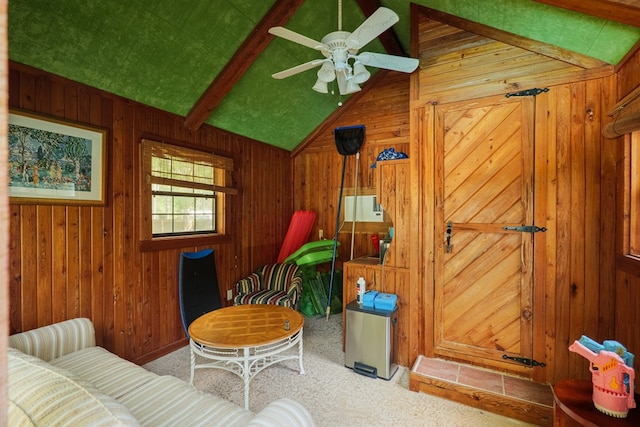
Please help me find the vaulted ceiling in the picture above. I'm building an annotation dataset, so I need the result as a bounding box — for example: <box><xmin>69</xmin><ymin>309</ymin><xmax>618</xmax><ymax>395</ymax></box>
<box><xmin>8</xmin><ymin>0</ymin><xmax>640</xmax><ymax>151</ymax></box>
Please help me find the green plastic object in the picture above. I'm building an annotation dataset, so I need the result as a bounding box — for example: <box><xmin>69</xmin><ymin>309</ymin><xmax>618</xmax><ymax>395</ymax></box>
<box><xmin>299</xmin><ymin>270</ymin><xmax>343</xmax><ymax>318</ymax></box>
<box><xmin>284</xmin><ymin>240</ymin><xmax>340</xmax><ymax>267</ymax></box>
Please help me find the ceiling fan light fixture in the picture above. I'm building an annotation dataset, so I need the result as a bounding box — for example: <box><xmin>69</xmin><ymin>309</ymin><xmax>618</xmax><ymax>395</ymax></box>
<box><xmin>344</xmin><ymin>78</ymin><xmax>361</xmax><ymax>95</ymax></box>
<box><xmin>353</xmin><ymin>61</ymin><xmax>370</xmax><ymax>84</ymax></box>
<box><xmin>317</xmin><ymin>61</ymin><xmax>336</xmax><ymax>82</ymax></box>
<box><xmin>270</xmin><ymin>6</ymin><xmax>419</xmax><ymax>97</ymax></box>
<box><xmin>312</xmin><ymin>78</ymin><xmax>329</xmax><ymax>93</ymax></box>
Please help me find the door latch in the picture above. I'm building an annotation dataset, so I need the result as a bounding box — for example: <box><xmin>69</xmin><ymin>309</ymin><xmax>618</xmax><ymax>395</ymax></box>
<box><xmin>503</xmin><ymin>225</ymin><xmax>547</xmax><ymax>233</ymax></box>
<box><xmin>445</xmin><ymin>222</ymin><xmax>452</xmax><ymax>253</ymax></box>
<box><xmin>502</xmin><ymin>354</ymin><xmax>546</xmax><ymax>367</ymax></box>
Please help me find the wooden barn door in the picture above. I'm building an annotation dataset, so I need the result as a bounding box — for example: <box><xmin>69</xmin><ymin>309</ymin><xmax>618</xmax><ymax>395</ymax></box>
<box><xmin>433</xmin><ymin>94</ymin><xmax>542</xmax><ymax>373</ymax></box>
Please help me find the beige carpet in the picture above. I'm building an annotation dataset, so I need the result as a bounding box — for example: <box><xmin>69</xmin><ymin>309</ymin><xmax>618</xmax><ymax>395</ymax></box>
<box><xmin>143</xmin><ymin>313</ymin><xmax>536</xmax><ymax>427</ymax></box>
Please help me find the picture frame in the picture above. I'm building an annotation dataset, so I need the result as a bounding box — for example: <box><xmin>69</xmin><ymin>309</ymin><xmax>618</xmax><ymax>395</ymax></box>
<box><xmin>8</xmin><ymin>109</ymin><xmax>107</xmax><ymax>205</ymax></box>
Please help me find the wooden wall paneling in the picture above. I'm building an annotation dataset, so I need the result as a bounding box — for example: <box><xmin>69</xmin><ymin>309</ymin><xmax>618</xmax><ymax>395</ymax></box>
<box><xmin>411</xmin><ymin>103</ymin><xmax>429</xmax><ymax>362</ymax></box>
<box><xmin>379</xmin><ymin>161</ymin><xmax>397</xmax><ymax>265</ymax></box>
<box><xmin>292</xmin><ymin>72</ymin><xmax>412</xmax><ymax>273</ymax></box>
<box><xmin>92</xmin><ymin>98</ymin><xmax>113</xmax><ymax>349</ymax></box>
<box><xmin>583</xmin><ymin>80</ymin><xmax>602</xmax><ymax>346</ymax></box>
<box><xmin>568</xmin><ymin>81</ymin><xmax>588</xmax><ymax>380</ymax></box>
<box><xmin>598</xmin><ymin>76</ymin><xmax>617</xmax><ymax>341</ymax></box>
<box><xmin>36</xmin><ymin>206</ymin><xmax>53</xmax><ymax>327</ymax></box>
<box><xmin>395</xmin><ymin>161</ymin><xmax>410</xmax><ymax>268</ymax></box>
<box><xmin>553</xmin><ymin>83</ymin><xmax>574</xmax><ymax>381</ymax></box>
<box><xmin>18</xmin><ymin>206</ymin><xmax>36</xmax><ymax>332</ymax></box>
<box><xmin>616</xmin><ymin>45</ymin><xmax>640</xmax><ymax>97</ymax></box>
<box><xmin>532</xmin><ymin>90</ymin><xmax>550</xmax><ymax>383</ymax></box>
<box><xmin>582</xmin><ymin>80</ymin><xmax>603</xmax><ymax>343</ymax></box>
<box><xmin>8</xmin><ymin>207</ymin><xmax>21</xmax><ymax>333</ymax></box>
<box><xmin>9</xmin><ymin>62</ymin><xmax>295</xmax><ymax>364</ymax></box>
<box><xmin>391</xmin><ymin>268</ymin><xmax>410</xmax><ymax>367</ymax></box>
<box><xmin>52</xmin><ymin>206</ymin><xmax>68</xmax><ymax>322</ymax></box>
<box><xmin>79</xmin><ymin>207</ymin><xmax>93</xmax><ymax>321</ymax></box>
<box><xmin>539</xmin><ymin>86</ymin><xmax>559</xmax><ymax>383</ymax></box>
<box><xmin>111</xmin><ymin>99</ymin><xmax>126</xmax><ymax>357</ymax></box>
<box><xmin>614</xmin><ymin>47</ymin><xmax>640</xmax><ymax>376</ymax></box>
<box><xmin>615</xmin><ymin>273</ymin><xmax>640</xmax><ymax>374</ymax></box>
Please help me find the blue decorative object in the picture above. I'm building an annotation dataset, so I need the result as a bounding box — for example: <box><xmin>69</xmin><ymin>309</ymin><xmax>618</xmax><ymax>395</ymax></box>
<box><xmin>371</xmin><ymin>147</ymin><xmax>408</xmax><ymax>168</ymax></box>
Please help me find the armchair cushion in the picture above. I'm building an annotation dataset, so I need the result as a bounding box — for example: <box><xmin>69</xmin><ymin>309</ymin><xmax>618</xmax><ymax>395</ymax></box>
<box><xmin>234</xmin><ymin>263</ymin><xmax>303</xmax><ymax>308</ymax></box>
<box><xmin>235</xmin><ymin>272</ymin><xmax>262</xmax><ymax>295</ymax></box>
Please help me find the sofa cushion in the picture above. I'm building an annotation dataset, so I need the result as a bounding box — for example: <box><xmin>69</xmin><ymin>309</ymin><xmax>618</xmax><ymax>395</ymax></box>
<box><xmin>8</xmin><ymin>348</ymin><xmax>140</xmax><ymax>426</ymax></box>
<box><xmin>51</xmin><ymin>346</ymin><xmax>157</xmax><ymax>399</ymax></box>
<box><xmin>9</xmin><ymin>317</ymin><xmax>96</xmax><ymax>362</ymax></box>
<box><xmin>117</xmin><ymin>374</ymin><xmax>254</xmax><ymax>427</ymax></box>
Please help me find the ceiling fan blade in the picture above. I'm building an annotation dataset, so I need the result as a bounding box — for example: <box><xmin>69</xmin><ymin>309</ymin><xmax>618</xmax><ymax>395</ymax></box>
<box><xmin>269</xmin><ymin>26</ymin><xmax>327</xmax><ymax>51</ymax></box>
<box><xmin>345</xmin><ymin>7</ymin><xmax>399</xmax><ymax>50</ymax></box>
<box><xmin>272</xmin><ymin>59</ymin><xmax>326</xmax><ymax>79</ymax></box>
<box><xmin>357</xmin><ymin>52</ymin><xmax>419</xmax><ymax>73</ymax></box>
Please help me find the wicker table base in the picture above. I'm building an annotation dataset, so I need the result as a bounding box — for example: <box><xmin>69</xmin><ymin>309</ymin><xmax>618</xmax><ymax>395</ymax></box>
<box><xmin>188</xmin><ymin>305</ymin><xmax>305</xmax><ymax>409</ymax></box>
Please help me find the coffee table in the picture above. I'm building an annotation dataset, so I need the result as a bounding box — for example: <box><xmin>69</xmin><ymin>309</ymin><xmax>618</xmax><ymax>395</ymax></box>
<box><xmin>188</xmin><ymin>304</ymin><xmax>305</xmax><ymax>409</ymax></box>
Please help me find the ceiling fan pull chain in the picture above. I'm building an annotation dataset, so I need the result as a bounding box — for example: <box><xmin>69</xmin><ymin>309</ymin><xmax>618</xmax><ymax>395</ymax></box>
<box><xmin>338</xmin><ymin>0</ymin><xmax>342</xmax><ymax>31</ymax></box>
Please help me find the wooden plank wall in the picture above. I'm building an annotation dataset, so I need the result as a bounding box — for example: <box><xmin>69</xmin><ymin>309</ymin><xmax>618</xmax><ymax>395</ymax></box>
<box><xmin>292</xmin><ymin>8</ymin><xmax>628</xmax><ymax>386</ymax></box>
<box><xmin>413</xmin><ymin>10</ymin><xmax>620</xmax><ymax>384</ymax></box>
<box><xmin>292</xmin><ymin>72</ymin><xmax>411</xmax><ymax>264</ymax></box>
<box><xmin>8</xmin><ymin>62</ymin><xmax>293</xmax><ymax>364</ymax></box>
<box><xmin>613</xmin><ymin>47</ymin><xmax>640</xmax><ymax>375</ymax></box>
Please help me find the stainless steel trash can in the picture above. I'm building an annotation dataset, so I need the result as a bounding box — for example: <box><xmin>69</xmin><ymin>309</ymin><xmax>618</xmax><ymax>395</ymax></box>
<box><xmin>344</xmin><ymin>300</ymin><xmax>398</xmax><ymax>380</ymax></box>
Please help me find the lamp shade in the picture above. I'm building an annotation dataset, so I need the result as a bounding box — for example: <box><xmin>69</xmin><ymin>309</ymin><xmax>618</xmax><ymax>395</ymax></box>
<box><xmin>344</xmin><ymin>78</ymin><xmax>361</xmax><ymax>94</ymax></box>
<box><xmin>353</xmin><ymin>61</ymin><xmax>370</xmax><ymax>84</ymax></box>
<box><xmin>317</xmin><ymin>61</ymin><xmax>336</xmax><ymax>83</ymax></box>
<box><xmin>312</xmin><ymin>78</ymin><xmax>328</xmax><ymax>93</ymax></box>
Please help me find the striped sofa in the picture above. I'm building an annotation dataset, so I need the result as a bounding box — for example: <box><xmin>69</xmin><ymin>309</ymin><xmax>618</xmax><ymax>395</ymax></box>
<box><xmin>8</xmin><ymin>318</ymin><xmax>315</xmax><ymax>427</ymax></box>
<box><xmin>234</xmin><ymin>263</ymin><xmax>303</xmax><ymax>308</ymax></box>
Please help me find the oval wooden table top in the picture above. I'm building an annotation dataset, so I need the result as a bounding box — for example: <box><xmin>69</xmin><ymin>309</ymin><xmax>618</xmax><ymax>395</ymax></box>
<box><xmin>188</xmin><ymin>304</ymin><xmax>304</xmax><ymax>348</ymax></box>
<box><xmin>553</xmin><ymin>379</ymin><xmax>639</xmax><ymax>426</ymax></box>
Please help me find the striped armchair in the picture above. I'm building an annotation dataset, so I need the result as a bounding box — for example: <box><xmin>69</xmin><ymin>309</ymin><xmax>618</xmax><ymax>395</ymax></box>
<box><xmin>234</xmin><ymin>263</ymin><xmax>303</xmax><ymax>309</ymax></box>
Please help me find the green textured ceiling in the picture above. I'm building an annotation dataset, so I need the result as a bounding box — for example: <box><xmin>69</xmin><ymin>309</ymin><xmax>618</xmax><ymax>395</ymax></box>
<box><xmin>8</xmin><ymin>0</ymin><xmax>640</xmax><ymax>151</ymax></box>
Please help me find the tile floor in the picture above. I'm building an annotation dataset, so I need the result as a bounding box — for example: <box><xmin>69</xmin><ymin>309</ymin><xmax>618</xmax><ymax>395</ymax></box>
<box><xmin>412</xmin><ymin>355</ymin><xmax>554</xmax><ymax>408</ymax></box>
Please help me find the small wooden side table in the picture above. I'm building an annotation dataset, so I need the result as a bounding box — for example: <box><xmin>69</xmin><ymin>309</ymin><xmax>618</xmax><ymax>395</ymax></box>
<box><xmin>553</xmin><ymin>379</ymin><xmax>639</xmax><ymax>426</ymax></box>
<box><xmin>188</xmin><ymin>305</ymin><xmax>305</xmax><ymax>410</ymax></box>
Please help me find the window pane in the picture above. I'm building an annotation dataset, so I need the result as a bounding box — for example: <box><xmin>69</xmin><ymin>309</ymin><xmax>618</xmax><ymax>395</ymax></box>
<box><xmin>152</xmin><ymin>195</ymin><xmax>172</xmax><ymax>214</ymax></box>
<box><xmin>195</xmin><ymin>214</ymin><xmax>214</xmax><ymax>231</ymax></box>
<box><xmin>144</xmin><ymin>139</ymin><xmax>223</xmax><ymax>238</ymax></box>
<box><xmin>152</xmin><ymin>214</ymin><xmax>173</xmax><ymax>234</ymax></box>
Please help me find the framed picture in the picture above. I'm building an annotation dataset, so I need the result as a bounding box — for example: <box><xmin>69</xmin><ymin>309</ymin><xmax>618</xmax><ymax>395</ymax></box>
<box><xmin>8</xmin><ymin>109</ymin><xmax>107</xmax><ymax>205</ymax></box>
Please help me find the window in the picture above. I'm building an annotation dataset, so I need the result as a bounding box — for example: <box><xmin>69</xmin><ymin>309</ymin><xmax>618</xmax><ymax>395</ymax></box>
<box><xmin>623</xmin><ymin>131</ymin><xmax>640</xmax><ymax>258</ymax></box>
<box><xmin>140</xmin><ymin>138</ymin><xmax>236</xmax><ymax>245</ymax></box>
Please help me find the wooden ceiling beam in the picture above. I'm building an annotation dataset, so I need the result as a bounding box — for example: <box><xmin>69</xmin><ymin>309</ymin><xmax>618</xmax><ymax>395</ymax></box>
<box><xmin>354</xmin><ymin>0</ymin><xmax>406</xmax><ymax>56</ymax></box>
<box><xmin>532</xmin><ymin>0</ymin><xmax>640</xmax><ymax>28</ymax></box>
<box><xmin>184</xmin><ymin>0</ymin><xmax>304</xmax><ymax>131</ymax></box>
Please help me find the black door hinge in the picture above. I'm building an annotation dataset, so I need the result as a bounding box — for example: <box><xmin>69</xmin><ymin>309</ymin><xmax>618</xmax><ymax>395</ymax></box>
<box><xmin>502</xmin><ymin>354</ymin><xmax>546</xmax><ymax>367</ymax></box>
<box><xmin>505</xmin><ymin>88</ymin><xmax>549</xmax><ymax>98</ymax></box>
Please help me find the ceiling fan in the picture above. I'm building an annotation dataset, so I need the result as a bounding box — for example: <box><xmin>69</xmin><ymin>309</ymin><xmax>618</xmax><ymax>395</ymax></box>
<box><xmin>268</xmin><ymin>2</ymin><xmax>419</xmax><ymax>96</ymax></box>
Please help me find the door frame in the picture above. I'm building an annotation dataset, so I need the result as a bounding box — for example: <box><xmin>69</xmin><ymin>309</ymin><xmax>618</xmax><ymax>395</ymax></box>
<box><xmin>420</xmin><ymin>93</ymin><xmax>549</xmax><ymax>382</ymax></box>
